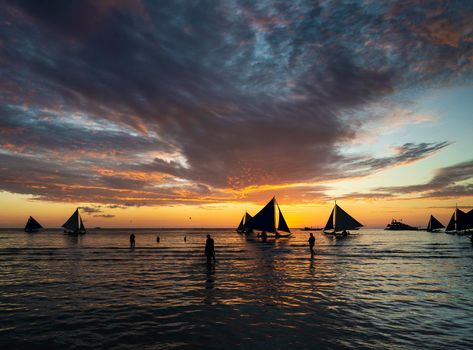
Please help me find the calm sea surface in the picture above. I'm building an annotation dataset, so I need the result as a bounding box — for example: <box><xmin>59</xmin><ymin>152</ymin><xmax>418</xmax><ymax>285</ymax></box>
<box><xmin>1</xmin><ymin>228</ymin><xmax>473</xmax><ymax>349</ymax></box>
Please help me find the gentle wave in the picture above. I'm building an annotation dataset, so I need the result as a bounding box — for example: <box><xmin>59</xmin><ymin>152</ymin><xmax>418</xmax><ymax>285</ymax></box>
<box><xmin>1</xmin><ymin>229</ymin><xmax>473</xmax><ymax>349</ymax></box>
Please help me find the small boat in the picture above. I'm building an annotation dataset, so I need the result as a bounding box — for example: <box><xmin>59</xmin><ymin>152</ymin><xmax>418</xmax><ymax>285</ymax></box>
<box><xmin>323</xmin><ymin>202</ymin><xmax>363</xmax><ymax>235</ymax></box>
<box><xmin>236</xmin><ymin>212</ymin><xmax>253</xmax><ymax>233</ymax></box>
<box><xmin>246</xmin><ymin>196</ymin><xmax>291</xmax><ymax>238</ymax></box>
<box><xmin>62</xmin><ymin>208</ymin><xmax>86</xmax><ymax>235</ymax></box>
<box><xmin>385</xmin><ymin>219</ymin><xmax>418</xmax><ymax>231</ymax></box>
<box><xmin>445</xmin><ymin>208</ymin><xmax>472</xmax><ymax>235</ymax></box>
<box><xmin>24</xmin><ymin>216</ymin><xmax>43</xmax><ymax>233</ymax></box>
<box><xmin>426</xmin><ymin>215</ymin><xmax>445</xmax><ymax>232</ymax></box>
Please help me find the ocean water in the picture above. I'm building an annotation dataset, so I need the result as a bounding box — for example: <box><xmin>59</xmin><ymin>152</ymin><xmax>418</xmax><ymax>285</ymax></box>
<box><xmin>1</xmin><ymin>228</ymin><xmax>473</xmax><ymax>349</ymax></box>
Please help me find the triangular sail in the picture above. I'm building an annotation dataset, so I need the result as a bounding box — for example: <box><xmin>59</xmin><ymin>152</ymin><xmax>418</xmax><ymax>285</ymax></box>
<box><xmin>456</xmin><ymin>208</ymin><xmax>469</xmax><ymax>231</ymax></box>
<box><xmin>237</xmin><ymin>216</ymin><xmax>245</xmax><ymax>231</ymax></box>
<box><xmin>277</xmin><ymin>206</ymin><xmax>291</xmax><ymax>233</ymax></box>
<box><xmin>468</xmin><ymin>209</ymin><xmax>473</xmax><ymax>229</ymax></box>
<box><xmin>445</xmin><ymin>213</ymin><xmax>455</xmax><ymax>232</ymax></box>
<box><xmin>427</xmin><ymin>215</ymin><xmax>444</xmax><ymax>231</ymax></box>
<box><xmin>62</xmin><ymin>209</ymin><xmax>79</xmax><ymax>232</ymax></box>
<box><xmin>79</xmin><ymin>217</ymin><xmax>86</xmax><ymax>233</ymax></box>
<box><xmin>334</xmin><ymin>204</ymin><xmax>363</xmax><ymax>231</ymax></box>
<box><xmin>24</xmin><ymin>217</ymin><xmax>32</xmax><ymax>231</ymax></box>
<box><xmin>237</xmin><ymin>212</ymin><xmax>254</xmax><ymax>232</ymax></box>
<box><xmin>248</xmin><ymin>198</ymin><xmax>276</xmax><ymax>233</ymax></box>
<box><xmin>243</xmin><ymin>212</ymin><xmax>253</xmax><ymax>231</ymax></box>
<box><xmin>24</xmin><ymin>216</ymin><xmax>43</xmax><ymax>231</ymax></box>
<box><xmin>244</xmin><ymin>213</ymin><xmax>252</xmax><ymax>225</ymax></box>
<box><xmin>324</xmin><ymin>208</ymin><xmax>334</xmax><ymax>231</ymax></box>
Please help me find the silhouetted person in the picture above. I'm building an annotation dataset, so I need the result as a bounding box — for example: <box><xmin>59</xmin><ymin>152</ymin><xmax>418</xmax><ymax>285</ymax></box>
<box><xmin>156</xmin><ymin>235</ymin><xmax>160</xmax><ymax>243</ymax></box>
<box><xmin>308</xmin><ymin>232</ymin><xmax>316</xmax><ymax>256</ymax></box>
<box><xmin>184</xmin><ymin>235</ymin><xmax>187</xmax><ymax>242</ymax></box>
<box><xmin>205</xmin><ymin>234</ymin><xmax>215</xmax><ymax>264</ymax></box>
<box><xmin>261</xmin><ymin>231</ymin><xmax>267</xmax><ymax>242</ymax></box>
<box><xmin>130</xmin><ymin>233</ymin><xmax>135</xmax><ymax>248</ymax></box>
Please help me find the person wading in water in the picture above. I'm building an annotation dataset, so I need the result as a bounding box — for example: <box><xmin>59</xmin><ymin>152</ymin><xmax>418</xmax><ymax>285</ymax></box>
<box><xmin>205</xmin><ymin>234</ymin><xmax>216</xmax><ymax>264</ymax></box>
<box><xmin>308</xmin><ymin>232</ymin><xmax>316</xmax><ymax>256</ymax></box>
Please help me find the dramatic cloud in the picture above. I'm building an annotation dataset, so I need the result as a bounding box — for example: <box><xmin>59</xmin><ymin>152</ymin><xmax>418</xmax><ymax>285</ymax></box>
<box><xmin>341</xmin><ymin>142</ymin><xmax>450</xmax><ymax>176</ymax></box>
<box><xmin>345</xmin><ymin>159</ymin><xmax>473</xmax><ymax>200</ymax></box>
<box><xmin>78</xmin><ymin>206</ymin><xmax>103</xmax><ymax>214</ymax></box>
<box><xmin>93</xmin><ymin>214</ymin><xmax>115</xmax><ymax>219</ymax></box>
<box><xmin>0</xmin><ymin>1</ymin><xmax>471</xmax><ymax>205</ymax></box>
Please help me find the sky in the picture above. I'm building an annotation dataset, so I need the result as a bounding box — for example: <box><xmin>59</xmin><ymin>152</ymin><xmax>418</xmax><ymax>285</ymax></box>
<box><xmin>0</xmin><ymin>0</ymin><xmax>472</xmax><ymax>228</ymax></box>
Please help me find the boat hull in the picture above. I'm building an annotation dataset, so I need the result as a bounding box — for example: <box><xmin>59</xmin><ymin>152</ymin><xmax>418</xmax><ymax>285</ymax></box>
<box><xmin>256</xmin><ymin>231</ymin><xmax>291</xmax><ymax>238</ymax></box>
<box><xmin>237</xmin><ymin>229</ymin><xmax>253</xmax><ymax>234</ymax></box>
<box><xmin>64</xmin><ymin>230</ymin><xmax>86</xmax><ymax>235</ymax></box>
<box><xmin>323</xmin><ymin>230</ymin><xmax>350</xmax><ymax>236</ymax></box>
<box><xmin>24</xmin><ymin>229</ymin><xmax>41</xmax><ymax>233</ymax></box>
<box><xmin>385</xmin><ymin>219</ymin><xmax>418</xmax><ymax>231</ymax></box>
<box><xmin>385</xmin><ymin>227</ymin><xmax>418</xmax><ymax>231</ymax></box>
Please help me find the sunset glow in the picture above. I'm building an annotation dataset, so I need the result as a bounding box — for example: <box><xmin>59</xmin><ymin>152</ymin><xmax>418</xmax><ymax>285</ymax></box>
<box><xmin>1</xmin><ymin>1</ymin><xmax>472</xmax><ymax>228</ymax></box>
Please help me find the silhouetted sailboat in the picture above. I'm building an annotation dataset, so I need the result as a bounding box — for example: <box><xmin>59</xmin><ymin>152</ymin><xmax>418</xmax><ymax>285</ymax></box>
<box><xmin>323</xmin><ymin>202</ymin><xmax>363</xmax><ymax>235</ymax></box>
<box><xmin>426</xmin><ymin>215</ymin><xmax>444</xmax><ymax>232</ymax></box>
<box><xmin>246</xmin><ymin>197</ymin><xmax>291</xmax><ymax>237</ymax></box>
<box><xmin>236</xmin><ymin>212</ymin><xmax>253</xmax><ymax>233</ymax></box>
<box><xmin>445</xmin><ymin>208</ymin><xmax>472</xmax><ymax>235</ymax></box>
<box><xmin>62</xmin><ymin>208</ymin><xmax>86</xmax><ymax>235</ymax></box>
<box><xmin>468</xmin><ymin>209</ymin><xmax>473</xmax><ymax>229</ymax></box>
<box><xmin>24</xmin><ymin>216</ymin><xmax>43</xmax><ymax>233</ymax></box>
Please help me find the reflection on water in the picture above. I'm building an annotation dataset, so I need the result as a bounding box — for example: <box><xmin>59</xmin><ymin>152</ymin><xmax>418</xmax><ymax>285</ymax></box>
<box><xmin>1</xmin><ymin>228</ymin><xmax>473</xmax><ymax>349</ymax></box>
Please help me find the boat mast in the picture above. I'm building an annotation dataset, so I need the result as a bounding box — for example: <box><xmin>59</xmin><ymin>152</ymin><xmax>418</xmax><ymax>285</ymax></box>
<box><xmin>334</xmin><ymin>200</ymin><xmax>337</xmax><ymax>231</ymax></box>
<box><xmin>273</xmin><ymin>196</ymin><xmax>279</xmax><ymax>231</ymax></box>
<box><xmin>455</xmin><ymin>202</ymin><xmax>458</xmax><ymax>232</ymax></box>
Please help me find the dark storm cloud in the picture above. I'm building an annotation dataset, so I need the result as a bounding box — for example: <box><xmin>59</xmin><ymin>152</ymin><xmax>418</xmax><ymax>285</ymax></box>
<box><xmin>0</xmin><ymin>0</ymin><xmax>471</xmax><ymax>204</ymax></box>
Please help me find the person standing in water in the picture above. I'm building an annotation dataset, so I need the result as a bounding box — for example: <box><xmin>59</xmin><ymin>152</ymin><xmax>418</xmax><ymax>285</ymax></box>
<box><xmin>184</xmin><ymin>235</ymin><xmax>187</xmax><ymax>242</ymax></box>
<box><xmin>130</xmin><ymin>233</ymin><xmax>136</xmax><ymax>248</ymax></box>
<box><xmin>308</xmin><ymin>232</ymin><xmax>315</xmax><ymax>256</ymax></box>
<box><xmin>156</xmin><ymin>235</ymin><xmax>160</xmax><ymax>243</ymax></box>
<box><xmin>205</xmin><ymin>234</ymin><xmax>216</xmax><ymax>264</ymax></box>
